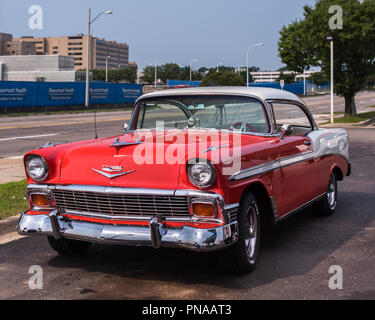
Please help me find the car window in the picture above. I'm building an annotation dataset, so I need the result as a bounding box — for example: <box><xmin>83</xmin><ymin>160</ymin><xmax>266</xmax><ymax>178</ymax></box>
<box><xmin>272</xmin><ymin>103</ymin><xmax>312</xmax><ymax>136</ymax></box>
<box><xmin>134</xmin><ymin>95</ymin><xmax>270</xmax><ymax>134</ymax></box>
<box><xmin>137</xmin><ymin>101</ymin><xmax>189</xmax><ymax>129</ymax></box>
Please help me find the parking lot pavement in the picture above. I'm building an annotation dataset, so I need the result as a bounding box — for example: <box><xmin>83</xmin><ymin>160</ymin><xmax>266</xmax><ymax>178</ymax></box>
<box><xmin>0</xmin><ymin>127</ymin><xmax>374</xmax><ymax>300</ymax></box>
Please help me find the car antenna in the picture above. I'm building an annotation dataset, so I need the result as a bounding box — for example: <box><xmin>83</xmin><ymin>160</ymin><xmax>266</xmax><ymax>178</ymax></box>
<box><xmin>93</xmin><ymin>104</ymin><xmax>98</xmax><ymax>139</ymax></box>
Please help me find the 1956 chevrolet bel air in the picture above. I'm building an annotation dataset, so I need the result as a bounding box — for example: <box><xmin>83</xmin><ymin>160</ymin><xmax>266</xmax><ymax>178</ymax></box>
<box><xmin>18</xmin><ymin>87</ymin><xmax>351</xmax><ymax>273</ymax></box>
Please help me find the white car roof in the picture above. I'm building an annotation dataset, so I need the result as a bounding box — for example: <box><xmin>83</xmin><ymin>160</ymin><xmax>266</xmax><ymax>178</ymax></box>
<box><xmin>138</xmin><ymin>86</ymin><xmax>305</xmax><ymax>104</ymax></box>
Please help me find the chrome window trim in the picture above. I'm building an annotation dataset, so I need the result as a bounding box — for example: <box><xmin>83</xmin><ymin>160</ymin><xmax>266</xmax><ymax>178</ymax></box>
<box><xmin>132</xmin><ymin>93</ymin><xmax>275</xmax><ymax>135</ymax></box>
<box><xmin>266</xmin><ymin>99</ymin><xmax>318</xmax><ymax>132</ymax></box>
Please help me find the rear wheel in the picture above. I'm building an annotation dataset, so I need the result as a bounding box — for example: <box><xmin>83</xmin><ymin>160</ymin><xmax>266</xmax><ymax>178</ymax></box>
<box><xmin>220</xmin><ymin>192</ymin><xmax>261</xmax><ymax>274</ymax></box>
<box><xmin>314</xmin><ymin>171</ymin><xmax>337</xmax><ymax>216</ymax></box>
<box><xmin>47</xmin><ymin>236</ymin><xmax>91</xmax><ymax>255</ymax></box>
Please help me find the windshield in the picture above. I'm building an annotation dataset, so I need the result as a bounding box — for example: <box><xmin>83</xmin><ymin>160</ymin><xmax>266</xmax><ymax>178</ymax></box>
<box><xmin>132</xmin><ymin>95</ymin><xmax>270</xmax><ymax>133</ymax></box>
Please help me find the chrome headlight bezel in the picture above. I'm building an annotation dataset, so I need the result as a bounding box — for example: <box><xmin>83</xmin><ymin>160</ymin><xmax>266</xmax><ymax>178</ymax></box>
<box><xmin>25</xmin><ymin>155</ymin><xmax>49</xmax><ymax>182</ymax></box>
<box><xmin>187</xmin><ymin>159</ymin><xmax>217</xmax><ymax>188</ymax></box>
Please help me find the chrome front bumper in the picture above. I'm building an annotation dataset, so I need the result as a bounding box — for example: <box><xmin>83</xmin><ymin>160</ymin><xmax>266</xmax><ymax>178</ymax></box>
<box><xmin>17</xmin><ymin>210</ymin><xmax>239</xmax><ymax>252</ymax></box>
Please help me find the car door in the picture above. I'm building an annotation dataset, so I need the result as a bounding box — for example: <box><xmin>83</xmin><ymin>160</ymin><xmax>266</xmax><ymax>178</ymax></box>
<box><xmin>271</xmin><ymin>102</ymin><xmax>318</xmax><ymax>216</ymax></box>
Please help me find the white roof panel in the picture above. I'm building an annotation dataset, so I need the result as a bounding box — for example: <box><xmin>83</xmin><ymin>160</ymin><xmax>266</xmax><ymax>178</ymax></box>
<box><xmin>138</xmin><ymin>86</ymin><xmax>305</xmax><ymax>104</ymax></box>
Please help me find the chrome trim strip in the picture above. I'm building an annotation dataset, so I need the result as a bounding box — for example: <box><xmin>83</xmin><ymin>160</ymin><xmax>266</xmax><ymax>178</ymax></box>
<box><xmin>59</xmin><ymin>209</ymin><xmax>193</xmax><ymax>222</ymax></box>
<box><xmin>27</xmin><ymin>184</ymin><xmax>176</xmax><ymax>196</ymax></box>
<box><xmin>278</xmin><ymin>193</ymin><xmax>326</xmax><ymax>222</ymax></box>
<box><xmin>202</xmin><ymin>144</ymin><xmax>230</xmax><ymax>153</ymax></box>
<box><xmin>174</xmin><ymin>189</ymin><xmax>224</xmax><ymax>201</ymax></box>
<box><xmin>229</xmin><ymin>151</ymin><xmax>316</xmax><ymax>181</ymax></box>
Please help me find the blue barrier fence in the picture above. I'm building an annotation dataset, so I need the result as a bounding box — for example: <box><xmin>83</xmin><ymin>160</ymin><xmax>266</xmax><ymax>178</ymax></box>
<box><xmin>249</xmin><ymin>81</ymin><xmax>308</xmax><ymax>95</ymax></box>
<box><xmin>0</xmin><ymin>81</ymin><xmax>143</xmax><ymax>109</ymax></box>
<box><xmin>166</xmin><ymin>79</ymin><xmax>329</xmax><ymax>95</ymax></box>
<box><xmin>249</xmin><ymin>81</ymin><xmax>330</xmax><ymax>95</ymax></box>
<box><xmin>166</xmin><ymin>79</ymin><xmax>201</xmax><ymax>87</ymax></box>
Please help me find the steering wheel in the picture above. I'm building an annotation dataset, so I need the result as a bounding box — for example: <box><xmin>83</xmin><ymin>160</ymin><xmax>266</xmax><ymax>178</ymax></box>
<box><xmin>229</xmin><ymin>122</ymin><xmax>257</xmax><ymax>133</ymax></box>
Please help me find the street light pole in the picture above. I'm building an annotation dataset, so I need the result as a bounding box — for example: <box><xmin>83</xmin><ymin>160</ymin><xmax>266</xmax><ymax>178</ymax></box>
<box><xmin>327</xmin><ymin>36</ymin><xmax>334</xmax><ymax>124</ymax></box>
<box><xmin>85</xmin><ymin>8</ymin><xmax>91</xmax><ymax>107</ymax></box>
<box><xmin>190</xmin><ymin>58</ymin><xmax>197</xmax><ymax>83</ymax></box>
<box><xmin>85</xmin><ymin>9</ymin><xmax>112</xmax><ymax>107</ymax></box>
<box><xmin>216</xmin><ymin>62</ymin><xmax>223</xmax><ymax>72</ymax></box>
<box><xmin>154</xmin><ymin>60</ymin><xmax>157</xmax><ymax>88</ymax></box>
<box><xmin>105</xmin><ymin>55</ymin><xmax>110</xmax><ymax>82</ymax></box>
<box><xmin>246</xmin><ymin>42</ymin><xmax>264</xmax><ymax>87</ymax></box>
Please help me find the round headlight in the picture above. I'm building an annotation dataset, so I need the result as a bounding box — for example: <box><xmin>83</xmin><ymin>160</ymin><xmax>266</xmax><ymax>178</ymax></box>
<box><xmin>25</xmin><ymin>155</ymin><xmax>48</xmax><ymax>181</ymax></box>
<box><xmin>187</xmin><ymin>160</ymin><xmax>216</xmax><ymax>187</ymax></box>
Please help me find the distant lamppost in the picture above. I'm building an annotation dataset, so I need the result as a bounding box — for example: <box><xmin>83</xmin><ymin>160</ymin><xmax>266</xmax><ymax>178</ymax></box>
<box><xmin>327</xmin><ymin>35</ymin><xmax>334</xmax><ymax>124</ymax></box>
<box><xmin>85</xmin><ymin>8</ymin><xmax>112</xmax><ymax>107</ymax></box>
<box><xmin>154</xmin><ymin>60</ymin><xmax>157</xmax><ymax>88</ymax></box>
<box><xmin>190</xmin><ymin>58</ymin><xmax>198</xmax><ymax>82</ymax></box>
<box><xmin>105</xmin><ymin>55</ymin><xmax>111</xmax><ymax>82</ymax></box>
<box><xmin>246</xmin><ymin>42</ymin><xmax>264</xmax><ymax>87</ymax></box>
<box><xmin>216</xmin><ymin>62</ymin><xmax>223</xmax><ymax>72</ymax></box>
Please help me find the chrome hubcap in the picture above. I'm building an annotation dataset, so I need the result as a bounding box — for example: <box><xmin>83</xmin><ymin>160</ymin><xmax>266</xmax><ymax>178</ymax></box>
<box><xmin>327</xmin><ymin>174</ymin><xmax>336</xmax><ymax>208</ymax></box>
<box><xmin>244</xmin><ymin>205</ymin><xmax>258</xmax><ymax>261</ymax></box>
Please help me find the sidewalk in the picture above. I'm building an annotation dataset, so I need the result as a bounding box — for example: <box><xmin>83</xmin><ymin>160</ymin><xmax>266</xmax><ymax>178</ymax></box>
<box><xmin>0</xmin><ymin>157</ymin><xmax>26</xmax><ymax>184</ymax></box>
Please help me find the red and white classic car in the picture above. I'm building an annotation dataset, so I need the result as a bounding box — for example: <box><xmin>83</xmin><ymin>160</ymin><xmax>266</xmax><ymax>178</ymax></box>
<box><xmin>18</xmin><ymin>87</ymin><xmax>351</xmax><ymax>273</ymax></box>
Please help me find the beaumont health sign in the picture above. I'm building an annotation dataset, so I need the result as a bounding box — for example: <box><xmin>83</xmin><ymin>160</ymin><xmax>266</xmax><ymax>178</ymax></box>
<box><xmin>0</xmin><ymin>81</ymin><xmax>143</xmax><ymax>108</ymax></box>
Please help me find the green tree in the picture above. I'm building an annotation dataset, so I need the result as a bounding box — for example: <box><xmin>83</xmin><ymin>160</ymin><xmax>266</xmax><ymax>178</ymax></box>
<box><xmin>92</xmin><ymin>68</ymin><xmax>137</xmax><ymax>83</ymax></box>
<box><xmin>200</xmin><ymin>71</ymin><xmax>244</xmax><ymax>87</ymax></box>
<box><xmin>310</xmin><ymin>71</ymin><xmax>329</xmax><ymax>84</ymax></box>
<box><xmin>278</xmin><ymin>0</ymin><xmax>375</xmax><ymax>115</ymax></box>
<box><xmin>276</xmin><ymin>71</ymin><xmax>295</xmax><ymax>84</ymax></box>
<box><xmin>141</xmin><ymin>65</ymin><xmax>159</xmax><ymax>84</ymax></box>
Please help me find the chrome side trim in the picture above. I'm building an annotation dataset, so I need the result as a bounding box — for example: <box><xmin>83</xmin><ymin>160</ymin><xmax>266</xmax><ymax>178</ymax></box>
<box><xmin>278</xmin><ymin>193</ymin><xmax>326</xmax><ymax>222</ymax></box>
<box><xmin>229</xmin><ymin>151</ymin><xmax>326</xmax><ymax>181</ymax></box>
<box><xmin>202</xmin><ymin>144</ymin><xmax>230</xmax><ymax>153</ymax></box>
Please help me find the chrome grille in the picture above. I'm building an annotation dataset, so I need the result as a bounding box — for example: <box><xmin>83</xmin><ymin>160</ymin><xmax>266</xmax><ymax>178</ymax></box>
<box><xmin>52</xmin><ymin>189</ymin><xmax>190</xmax><ymax>217</ymax></box>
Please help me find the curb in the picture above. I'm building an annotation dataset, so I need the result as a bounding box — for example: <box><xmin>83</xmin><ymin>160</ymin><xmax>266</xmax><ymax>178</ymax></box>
<box><xmin>0</xmin><ymin>214</ymin><xmax>20</xmax><ymax>236</ymax></box>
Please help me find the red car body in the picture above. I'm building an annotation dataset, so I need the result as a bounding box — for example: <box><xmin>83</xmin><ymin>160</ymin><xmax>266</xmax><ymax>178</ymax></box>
<box><xmin>18</xmin><ymin>87</ymin><xmax>351</xmax><ymax>273</ymax></box>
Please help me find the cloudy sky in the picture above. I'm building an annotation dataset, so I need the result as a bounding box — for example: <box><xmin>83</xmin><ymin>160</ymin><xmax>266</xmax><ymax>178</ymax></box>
<box><xmin>0</xmin><ymin>0</ymin><xmax>317</xmax><ymax>70</ymax></box>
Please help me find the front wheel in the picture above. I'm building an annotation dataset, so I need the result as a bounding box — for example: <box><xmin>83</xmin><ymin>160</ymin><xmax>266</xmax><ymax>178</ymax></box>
<box><xmin>47</xmin><ymin>236</ymin><xmax>91</xmax><ymax>255</ymax></box>
<box><xmin>219</xmin><ymin>192</ymin><xmax>261</xmax><ymax>274</ymax></box>
<box><xmin>314</xmin><ymin>171</ymin><xmax>337</xmax><ymax>216</ymax></box>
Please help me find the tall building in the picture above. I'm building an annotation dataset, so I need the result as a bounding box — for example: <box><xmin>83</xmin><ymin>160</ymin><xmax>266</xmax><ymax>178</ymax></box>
<box><xmin>3</xmin><ymin>34</ymin><xmax>134</xmax><ymax>71</ymax></box>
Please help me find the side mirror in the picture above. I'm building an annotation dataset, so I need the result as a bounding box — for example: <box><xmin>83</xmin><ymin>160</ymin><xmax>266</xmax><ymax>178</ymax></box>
<box><xmin>123</xmin><ymin>122</ymin><xmax>129</xmax><ymax>133</ymax></box>
<box><xmin>280</xmin><ymin>124</ymin><xmax>293</xmax><ymax>139</ymax></box>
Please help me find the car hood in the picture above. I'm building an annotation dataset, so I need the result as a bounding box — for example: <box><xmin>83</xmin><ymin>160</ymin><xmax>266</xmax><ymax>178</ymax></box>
<box><xmin>32</xmin><ymin>129</ymin><xmax>272</xmax><ymax>189</ymax></box>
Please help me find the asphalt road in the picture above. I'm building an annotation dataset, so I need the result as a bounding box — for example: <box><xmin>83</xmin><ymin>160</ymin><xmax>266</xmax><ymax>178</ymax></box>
<box><xmin>1</xmin><ymin>91</ymin><xmax>375</xmax><ymax>158</ymax></box>
<box><xmin>0</xmin><ymin>127</ymin><xmax>374</xmax><ymax>300</ymax></box>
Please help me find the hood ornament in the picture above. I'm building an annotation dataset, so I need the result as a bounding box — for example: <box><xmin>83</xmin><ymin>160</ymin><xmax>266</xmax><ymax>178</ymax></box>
<box><xmin>92</xmin><ymin>165</ymin><xmax>135</xmax><ymax>179</ymax></box>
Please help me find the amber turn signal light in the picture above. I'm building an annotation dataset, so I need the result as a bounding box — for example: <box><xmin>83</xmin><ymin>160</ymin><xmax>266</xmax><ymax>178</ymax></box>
<box><xmin>31</xmin><ymin>194</ymin><xmax>49</xmax><ymax>206</ymax></box>
<box><xmin>192</xmin><ymin>203</ymin><xmax>216</xmax><ymax>217</ymax></box>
